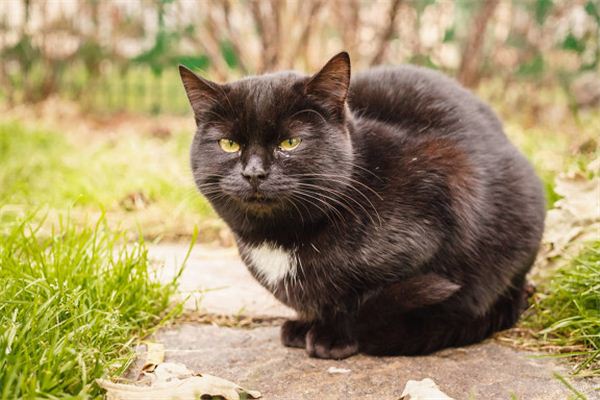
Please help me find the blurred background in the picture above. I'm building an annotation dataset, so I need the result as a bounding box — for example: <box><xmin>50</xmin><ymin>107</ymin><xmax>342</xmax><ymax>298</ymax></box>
<box><xmin>1</xmin><ymin>0</ymin><xmax>599</xmax><ymax>114</ymax></box>
<box><xmin>0</xmin><ymin>0</ymin><xmax>598</xmax><ymax>244</ymax></box>
<box><xmin>1</xmin><ymin>1</ymin><xmax>599</xmax><ymax>390</ymax></box>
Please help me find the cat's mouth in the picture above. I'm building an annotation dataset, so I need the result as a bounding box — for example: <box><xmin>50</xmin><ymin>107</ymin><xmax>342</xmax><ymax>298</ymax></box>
<box><xmin>241</xmin><ymin>193</ymin><xmax>279</xmax><ymax>207</ymax></box>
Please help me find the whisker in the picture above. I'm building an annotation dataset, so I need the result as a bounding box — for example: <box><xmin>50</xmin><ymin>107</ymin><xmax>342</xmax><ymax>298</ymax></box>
<box><xmin>291</xmin><ymin>192</ymin><xmax>342</xmax><ymax>231</ymax></box>
<box><xmin>297</xmin><ymin>182</ymin><xmax>380</xmax><ymax>226</ymax></box>
<box><xmin>343</xmin><ymin>161</ymin><xmax>384</xmax><ymax>182</ymax></box>
<box><xmin>292</xmin><ymin>189</ymin><xmax>346</xmax><ymax>228</ymax></box>
<box><xmin>296</xmin><ymin>185</ymin><xmax>364</xmax><ymax>221</ymax></box>
<box><xmin>289</xmin><ymin>172</ymin><xmax>383</xmax><ymax>200</ymax></box>
<box><xmin>286</xmin><ymin>196</ymin><xmax>305</xmax><ymax>226</ymax></box>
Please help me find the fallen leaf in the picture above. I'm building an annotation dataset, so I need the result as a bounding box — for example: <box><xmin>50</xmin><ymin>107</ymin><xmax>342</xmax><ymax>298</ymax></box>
<box><xmin>553</xmin><ymin>174</ymin><xmax>599</xmax><ymax>222</ymax></box>
<box><xmin>97</xmin><ymin>362</ymin><xmax>261</xmax><ymax>400</ymax></box>
<box><xmin>399</xmin><ymin>378</ymin><xmax>454</xmax><ymax>400</ymax></box>
<box><xmin>141</xmin><ymin>342</ymin><xmax>165</xmax><ymax>373</ymax></box>
<box><xmin>151</xmin><ymin>363</ymin><xmax>193</xmax><ymax>383</ymax></box>
<box><xmin>532</xmin><ymin>162</ymin><xmax>600</xmax><ymax>280</ymax></box>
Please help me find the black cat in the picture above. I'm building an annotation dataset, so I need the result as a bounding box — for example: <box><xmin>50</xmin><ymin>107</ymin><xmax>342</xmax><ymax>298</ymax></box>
<box><xmin>179</xmin><ymin>52</ymin><xmax>545</xmax><ymax>359</ymax></box>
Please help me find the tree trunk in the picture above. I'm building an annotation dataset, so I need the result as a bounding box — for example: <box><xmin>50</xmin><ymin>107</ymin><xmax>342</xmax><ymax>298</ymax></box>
<box><xmin>457</xmin><ymin>0</ymin><xmax>499</xmax><ymax>88</ymax></box>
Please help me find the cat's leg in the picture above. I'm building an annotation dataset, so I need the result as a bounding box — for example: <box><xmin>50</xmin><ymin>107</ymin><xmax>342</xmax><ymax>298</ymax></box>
<box><xmin>301</xmin><ymin>273</ymin><xmax>458</xmax><ymax>359</ymax></box>
<box><xmin>305</xmin><ymin>311</ymin><xmax>359</xmax><ymax>359</ymax></box>
<box><xmin>280</xmin><ymin>319</ymin><xmax>312</xmax><ymax>348</ymax></box>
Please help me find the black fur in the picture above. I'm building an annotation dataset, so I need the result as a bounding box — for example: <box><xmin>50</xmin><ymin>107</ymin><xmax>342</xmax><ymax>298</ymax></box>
<box><xmin>179</xmin><ymin>52</ymin><xmax>545</xmax><ymax>359</ymax></box>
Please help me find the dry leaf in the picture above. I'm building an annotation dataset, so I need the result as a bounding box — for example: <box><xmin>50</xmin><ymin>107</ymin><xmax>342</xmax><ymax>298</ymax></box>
<box><xmin>399</xmin><ymin>378</ymin><xmax>454</xmax><ymax>400</ymax></box>
<box><xmin>141</xmin><ymin>342</ymin><xmax>165</xmax><ymax>373</ymax></box>
<box><xmin>97</xmin><ymin>362</ymin><xmax>261</xmax><ymax>400</ymax></box>
<box><xmin>553</xmin><ymin>174</ymin><xmax>599</xmax><ymax>222</ymax></box>
<box><xmin>532</xmin><ymin>163</ymin><xmax>600</xmax><ymax>279</ymax></box>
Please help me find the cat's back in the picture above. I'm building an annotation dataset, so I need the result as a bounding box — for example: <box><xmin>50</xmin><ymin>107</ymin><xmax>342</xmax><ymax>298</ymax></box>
<box><xmin>348</xmin><ymin>65</ymin><xmax>502</xmax><ymax>136</ymax></box>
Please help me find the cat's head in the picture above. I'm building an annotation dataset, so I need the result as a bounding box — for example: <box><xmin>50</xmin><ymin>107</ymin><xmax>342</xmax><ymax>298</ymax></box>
<box><xmin>180</xmin><ymin>52</ymin><xmax>355</xmax><ymax>226</ymax></box>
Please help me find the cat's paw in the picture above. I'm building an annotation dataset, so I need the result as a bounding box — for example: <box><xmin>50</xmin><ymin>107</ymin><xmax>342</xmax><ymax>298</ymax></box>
<box><xmin>305</xmin><ymin>324</ymin><xmax>359</xmax><ymax>359</ymax></box>
<box><xmin>281</xmin><ymin>319</ymin><xmax>311</xmax><ymax>348</ymax></box>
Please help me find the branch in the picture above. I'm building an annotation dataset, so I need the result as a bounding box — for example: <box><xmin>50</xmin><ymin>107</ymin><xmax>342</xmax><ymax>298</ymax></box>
<box><xmin>370</xmin><ymin>0</ymin><xmax>402</xmax><ymax>66</ymax></box>
<box><xmin>457</xmin><ymin>0</ymin><xmax>500</xmax><ymax>88</ymax></box>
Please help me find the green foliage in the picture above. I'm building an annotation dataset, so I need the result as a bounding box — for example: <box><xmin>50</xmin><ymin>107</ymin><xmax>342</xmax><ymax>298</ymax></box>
<box><xmin>221</xmin><ymin>41</ymin><xmax>239</xmax><ymax>69</ymax></box>
<box><xmin>133</xmin><ymin>30</ymin><xmax>180</xmax><ymax>76</ymax></box>
<box><xmin>585</xmin><ymin>0</ymin><xmax>599</xmax><ymax>22</ymax></box>
<box><xmin>533</xmin><ymin>0</ymin><xmax>554</xmax><ymax>25</ymax></box>
<box><xmin>2</xmin><ymin>35</ymin><xmax>40</xmax><ymax>72</ymax></box>
<box><xmin>526</xmin><ymin>242</ymin><xmax>600</xmax><ymax>376</ymax></box>
<box><xmin>177</xmin><ymin>55</ymin><xmax>210</xmax><ymax>71</ymax></box>
<box><xmin>442</xmin><ymin>27</ymin><xmax>455</xmax><ymax>43</ymax></box>
<box><xmin>517</xmin><ymin>54</ymin><xmax>545</xmax><ymax>77</ymax></box>
<box><xmin>133</xmin><ymin>0</ymin><xmax>183</xmax><ymax>76</ymax></box>
<box><xmin>79</xmin><ymin>39</ymin><xmax>106</xmax><ymax>73</ymax></box>
<box><xmin>413</xmin><ymin>0</ymin><xmax>437</xmax><ymax>14</ymax></box>
<box><xmin>0</xmin><ymin>213</ymin><xmax>184</xmax><ymax>398</ymax></box>
<box><xmin>409</xmin><ymin>53</ymin><xmax>439</xmax><ymax>69</ymax></box>
<box><xmin>563</xmin><ymin>33</ymin><xmax>587</xmax><ymax>54</ymax></box>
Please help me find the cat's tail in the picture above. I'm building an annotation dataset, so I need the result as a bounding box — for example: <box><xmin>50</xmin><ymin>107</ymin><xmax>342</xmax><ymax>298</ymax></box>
<box><xmin>357</xmin><ymin>275</ymin><xmax>530</xmax><ymax>356</ymax></box>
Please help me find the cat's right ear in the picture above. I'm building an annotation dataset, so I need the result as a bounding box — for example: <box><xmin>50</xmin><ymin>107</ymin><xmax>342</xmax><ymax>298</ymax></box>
<box><xmin>178</xmin><ymin>65</ymin><xmax>221</xmax><ymax>117</ymax></box>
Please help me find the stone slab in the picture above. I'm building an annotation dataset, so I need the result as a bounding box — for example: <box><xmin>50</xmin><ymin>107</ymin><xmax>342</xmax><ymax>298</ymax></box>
<box><xmin>148</xmin><ymin>324</ymin><xmax>598</xmax><ymax>400</ymax></box>
<box><xmin>146</xmin><ymin>244</ymin><xmax>599</xmax><ymax>399</ymax></box>
<box><xmin>149</xmin><ymin>244</ymin><xmax>295</xmax><ymax>318</ymax></box>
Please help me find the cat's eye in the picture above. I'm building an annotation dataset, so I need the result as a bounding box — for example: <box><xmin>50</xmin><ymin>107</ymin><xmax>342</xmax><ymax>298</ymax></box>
<box><xmin>279</xmin><ymin>137</ymin><xmax>302</xmax><ymax>151</ymax></box>
<box><xmin>218</xmin><ymin>139</ymin><xmax>240</xmax><ymax>153</ymax></box>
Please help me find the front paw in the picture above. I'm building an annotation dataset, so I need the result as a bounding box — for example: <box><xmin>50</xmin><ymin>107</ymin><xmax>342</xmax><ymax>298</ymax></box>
<box><xmin>281</xmin><ymin>319</ymin><xmax>311</xmax><ymax>348</ymax></box>
<box><xmin>306</xmin><ymin>324</ymin><xmax>359</xmax><ymax>359</ymax></box>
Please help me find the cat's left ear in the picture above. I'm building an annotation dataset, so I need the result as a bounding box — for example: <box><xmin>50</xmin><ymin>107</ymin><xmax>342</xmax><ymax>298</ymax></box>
<box><xmin>305</xmin><ymin>52</ymin><xmax>351</xmax><ymax>116</ymax></box>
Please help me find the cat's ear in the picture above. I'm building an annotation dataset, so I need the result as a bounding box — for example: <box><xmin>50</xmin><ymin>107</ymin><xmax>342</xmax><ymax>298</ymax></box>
<box><xmin>179</xmin><ymin>65</ymin><xmax>221</xmax><ymax>117</ymax></box>
<box><xmin>305</xmin><ymin>52</ymin><xmax>351</xmax><ymax>115</ymax></box>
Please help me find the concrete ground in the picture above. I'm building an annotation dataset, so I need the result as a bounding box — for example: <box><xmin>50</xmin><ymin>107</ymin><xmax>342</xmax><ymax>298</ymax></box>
<box><xmin>145</xmin><ymin>244</ymin><xmax>599</xmax><ymax>399</ymax></box>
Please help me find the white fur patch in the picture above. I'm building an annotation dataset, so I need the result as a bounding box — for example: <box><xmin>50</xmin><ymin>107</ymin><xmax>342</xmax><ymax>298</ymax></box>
<box><xmin>248</xmin><ymin>242</ymin><xmax>297</xmax><ymax>286</ymax></box>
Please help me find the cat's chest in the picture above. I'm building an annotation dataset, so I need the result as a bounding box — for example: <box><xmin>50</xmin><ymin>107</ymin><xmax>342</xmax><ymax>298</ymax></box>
<box><xmin>239</xmin><ymin>240</ymin><xmax>338</xmax><ymax>288</ymax></box>
<box><xmin>242</xmin><ymin>242</ymin><xmax>299</xmax><ymax>287</ymax></box>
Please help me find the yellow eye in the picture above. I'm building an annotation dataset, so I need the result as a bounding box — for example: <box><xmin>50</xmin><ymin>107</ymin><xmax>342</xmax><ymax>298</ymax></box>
<box><xmin>218</xmin><ymin>139</ymin><xmax>240</xmax><ymax>153</ymax></box>
<box><xmin>279</xmin><ymin>137</ymin><xmax>302</xmax><ymax>151</ymax></box>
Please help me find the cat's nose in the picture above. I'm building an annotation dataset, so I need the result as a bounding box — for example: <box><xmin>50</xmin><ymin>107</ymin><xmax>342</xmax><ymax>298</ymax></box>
<box><xmin>242</xmin><ymin>168</ymin><xmax>268</xmax><ymax>186</ymax></box>
<box><xmin>242</xmin><ymin>157</ymin><xmax>268</xmax><ymax>186</ymax></box>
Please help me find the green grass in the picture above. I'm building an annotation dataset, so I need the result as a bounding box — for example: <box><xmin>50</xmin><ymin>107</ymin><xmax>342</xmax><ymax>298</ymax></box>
<box><xmin>0</xmin><ymin>211</ymin><xmax>185</xmax><ymax>398</ymax></box>
<box><xmin>0</xmin><ymin>120</ymin><xmax>203</xmax><ymax>210</ymax></box>
<box><xmin>0</xmin><ymin>120</ymin><xmax>216</xmax><ymax>240</ymax></box>
<box><xmin>525</xmin><ymin>241</ymin><xmax>600</xmax><ymax>376</ymax></box>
